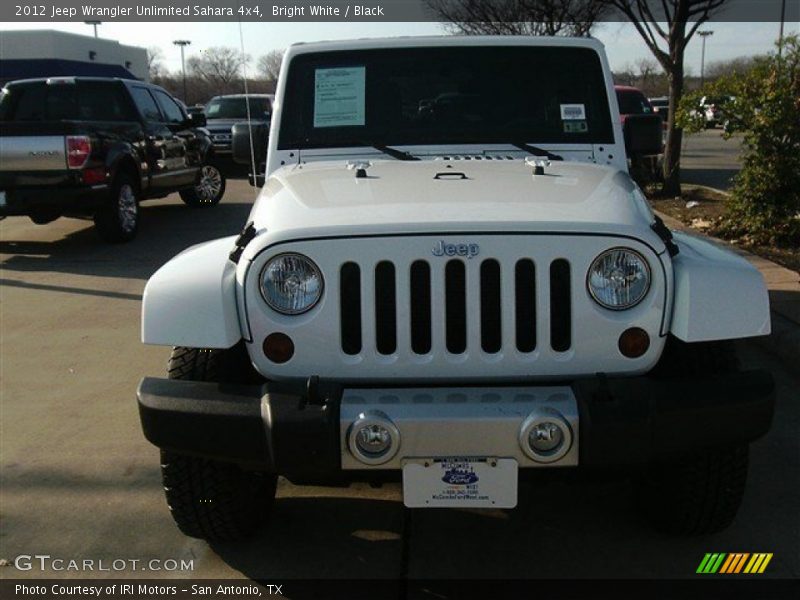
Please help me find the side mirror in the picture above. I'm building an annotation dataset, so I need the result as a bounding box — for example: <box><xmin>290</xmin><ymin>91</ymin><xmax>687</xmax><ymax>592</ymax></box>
<box><xmin>231</xmin><ymin>121</ymin><xmax>269</xmax><ymax>166</ymax></box>
<box><xmin>623</xmin><ymin>114</ymin><xmax>663</xmax><ymax>158</ymax></box>
<box><xmin>188</xmin><ymin>112</ymin><xmax>206</xmax><ymax>128</ymax></box>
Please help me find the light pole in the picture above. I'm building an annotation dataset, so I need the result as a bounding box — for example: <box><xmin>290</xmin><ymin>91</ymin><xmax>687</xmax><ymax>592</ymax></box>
<box><xmin>173</xmin><ymin>40</ymin><xmax>191</xmax><ymax>102</ymax></box>
<box><xmin>85</xmin><ymin>21</ymin><xmax>101</xmax><ymax>38</ymax></box>
<box><xmin>698</xmin><ymin>30</ymin><xmax>714</xmax><ymax>88</ymax></box>
<box><xmin>778</xmin><ymin>0</ymin><xmax>786</xmax><ymax>57</ymax></box>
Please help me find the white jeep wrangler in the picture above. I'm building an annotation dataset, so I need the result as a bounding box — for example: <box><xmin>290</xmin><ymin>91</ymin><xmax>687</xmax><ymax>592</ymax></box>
<box><xmin>137</xmin><ymin>37</ymin><xmax>774</xmax><ymax>542</ymax></box>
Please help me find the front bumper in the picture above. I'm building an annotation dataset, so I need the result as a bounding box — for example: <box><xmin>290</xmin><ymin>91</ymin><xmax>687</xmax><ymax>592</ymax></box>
<box><xmin>137</xmin><ymin>370</ymin><xmax>774</xmax><ymax>479</ymax></box>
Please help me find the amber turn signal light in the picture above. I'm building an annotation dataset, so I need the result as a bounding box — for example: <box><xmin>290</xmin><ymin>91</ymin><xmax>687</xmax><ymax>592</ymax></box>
<box><xmin>263</xmin><ymin>332</ymin><xmax>295</xmax><ymax>363</ymax></box>
<box><xmin>618</xmin><ymin>327</ymin><xmax>650</xmax><ymax>358</ymax></box>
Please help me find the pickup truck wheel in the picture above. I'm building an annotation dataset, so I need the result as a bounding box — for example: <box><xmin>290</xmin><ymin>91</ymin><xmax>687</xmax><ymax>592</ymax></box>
<box><xmin>160</xmin><ymin>346</ymin><xmax>275</xmax><ymax>542</ymax></box>
<box><xmin>180</xmin><ymin>164</ymin><xmax>226</xmax><ymax>207</ymax></box>
<box><xmin>94</xmin><ymin>174</ymin><xmax>139</xmax><ymax>242</ymax></box>
<box><xmin>637</xmin><ymin>339</ymin><xmax>747</xmax><ymax>534</ymax></box>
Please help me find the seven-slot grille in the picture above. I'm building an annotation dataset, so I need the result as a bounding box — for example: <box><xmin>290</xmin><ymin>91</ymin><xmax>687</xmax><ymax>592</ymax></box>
<box><xmin>339</xmin><ymin>257</ymin><xmax>572</xmax><ymax>356</ymax></box>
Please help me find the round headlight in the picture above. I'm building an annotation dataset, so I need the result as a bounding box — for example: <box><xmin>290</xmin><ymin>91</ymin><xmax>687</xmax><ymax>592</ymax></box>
<box><xmin>587</xmin><ymin>248</ymin><xmax>651</xmax><ymax>310</ymax></box>
<box><xmin>260</xmin><ymin>253</ymin><xmax>323</xmax><ymax>315</ymax></box>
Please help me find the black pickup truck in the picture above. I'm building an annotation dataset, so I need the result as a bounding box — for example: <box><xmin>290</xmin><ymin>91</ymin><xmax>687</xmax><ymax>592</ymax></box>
<box><xmin>0</xmin><ymin>77</ymin><xmax>225</xmax><ymax>242</ymax></box>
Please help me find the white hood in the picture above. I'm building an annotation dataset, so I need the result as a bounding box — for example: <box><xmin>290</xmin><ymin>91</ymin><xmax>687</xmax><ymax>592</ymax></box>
<box><xmin>247</xmin><ymin>159</ymin><xmax>663</xmax><ymax>250</ymax></box>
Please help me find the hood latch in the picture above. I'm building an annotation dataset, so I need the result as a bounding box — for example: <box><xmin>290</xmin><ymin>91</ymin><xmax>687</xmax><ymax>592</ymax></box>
<box><xmin>525</xmin><ymin>157</ymin><xmax>551</xmax><ymax>176</ymax></box>
<box><xmin>347</xmin><ymin>160</ymin><xmax>372</xmax><ymax>179</ymax></box>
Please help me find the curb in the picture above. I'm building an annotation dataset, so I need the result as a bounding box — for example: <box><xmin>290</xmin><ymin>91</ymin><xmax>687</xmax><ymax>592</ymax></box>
<box><xmin>655</xmin><ymin>206</ymin><xmax>800</xmax><ymax>370</ymax></box>
<box><xmin>681</xmin><ymin>182</ymin><xmax>732</xmax><ymax>198</ymax></box>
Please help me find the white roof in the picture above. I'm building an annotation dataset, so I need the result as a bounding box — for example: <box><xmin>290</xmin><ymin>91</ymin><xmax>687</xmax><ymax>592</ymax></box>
<box><xmin>286</xmin><ymin>35</ymin><xmax>605</xmax><ymax>57</ymax></box>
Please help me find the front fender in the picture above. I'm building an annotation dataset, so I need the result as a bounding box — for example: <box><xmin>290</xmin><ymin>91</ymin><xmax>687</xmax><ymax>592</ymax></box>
<box><xmin>670</xmin><ymin>232</ymin><xmax>771</xmax><ymax>342</ymax></box>
<box><xmin>142</xmin><ymin>236</ymin><xmax>241</xmax><ymax>348</ymax></box>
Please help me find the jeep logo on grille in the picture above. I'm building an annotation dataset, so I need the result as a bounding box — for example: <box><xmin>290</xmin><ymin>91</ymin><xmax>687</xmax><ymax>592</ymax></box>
<box><xmin>432</xmin><ymin>240</ymin><xmax>480</xmax><ymax>259</ymax></box>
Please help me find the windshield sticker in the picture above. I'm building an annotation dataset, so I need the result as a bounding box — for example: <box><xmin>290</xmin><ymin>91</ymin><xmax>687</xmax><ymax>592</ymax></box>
<box><xmin>314</xmin><ymin>67</ymin><xmax>366</xmax><ymax>128</ymax></box>
<box><xmin>560</xmin><ymin>104</ymin><xmax>586</xmax><ymax>120</ymax></box>
<box><xmin>563</xmin><ymin>120</ymin><xmax>588</xmax><ymax>133</ymax></box>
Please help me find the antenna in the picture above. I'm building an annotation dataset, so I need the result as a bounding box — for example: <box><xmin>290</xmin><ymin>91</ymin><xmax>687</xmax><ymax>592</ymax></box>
<box><xmin>238</xmin><ymin>20</ymin><xmax>259</xmax><ymax>201</ymax></box>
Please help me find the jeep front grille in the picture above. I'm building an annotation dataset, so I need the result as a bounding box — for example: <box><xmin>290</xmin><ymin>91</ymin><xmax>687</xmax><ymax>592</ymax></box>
<box><xmin>338</xmin><ymin>257</ymin><xmax>573</xmax><ymax>356</ymax></box>
<box><xmin>245</xmin><ymin>234</ymin><xmax>666</xmax><ymax>382</ymax></box>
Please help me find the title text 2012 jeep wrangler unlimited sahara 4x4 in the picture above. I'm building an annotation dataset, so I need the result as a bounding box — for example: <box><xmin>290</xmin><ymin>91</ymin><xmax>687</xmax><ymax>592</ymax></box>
<box><xmin>137</xmin><ymin>37</ymin><xmax>774</xmax><ymax>542</ymax></box>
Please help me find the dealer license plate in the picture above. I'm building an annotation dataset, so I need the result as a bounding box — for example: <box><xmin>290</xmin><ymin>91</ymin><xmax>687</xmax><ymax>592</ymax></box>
<box><xmin>402</xmin><ymin>457</ymin><xmax>518</xmax><ymax>508</ymax></box>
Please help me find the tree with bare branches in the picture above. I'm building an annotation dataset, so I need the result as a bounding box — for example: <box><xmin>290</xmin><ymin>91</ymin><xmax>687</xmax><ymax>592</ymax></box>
<box><xmin>426</xmin><ymin>0</ymin><xmax>609</xmax><ymax>36</ymax></box>
<box><xmin>147</xmin><ymin>46</ymin><xmax>165</xmax><ymax>80</ymax></box>
<box><xmin>257</xmin><ymin>49</ymin><xmax>284</xmax><ymax>83</ymax></box>
<box><xmin>604</xmin><ymin>0</ymin><xmax>729</xmax><ymax>195</ymax></box>
<box><xmin>187</xmin><ymin>47</ymin><xmax>250</xmax><ymax>96</ymax></box>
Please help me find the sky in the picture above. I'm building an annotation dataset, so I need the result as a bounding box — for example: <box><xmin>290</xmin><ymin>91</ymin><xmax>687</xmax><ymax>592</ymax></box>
<box><xmin>1</xmin><ymin>20</ymin><xmax>796</xmax><ymax>75</ymax></box>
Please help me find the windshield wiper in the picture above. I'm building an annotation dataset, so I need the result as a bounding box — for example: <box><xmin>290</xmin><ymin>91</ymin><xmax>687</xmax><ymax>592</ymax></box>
<box><xmin>366</xmin><ymin>143</ymin><xmax>420</xmax><ymax>161</ymax></box>
<box><xmin>510</xmin><ymin>142</ymin><xmax>563</xmax><ymax>161</ymax></box>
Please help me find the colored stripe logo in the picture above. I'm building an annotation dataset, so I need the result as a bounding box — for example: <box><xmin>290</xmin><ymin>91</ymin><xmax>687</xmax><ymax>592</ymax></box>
<box><xmin>697</xmin><ymin>553</ymin><xmax>773</xmax><ymax>574</ymax></box>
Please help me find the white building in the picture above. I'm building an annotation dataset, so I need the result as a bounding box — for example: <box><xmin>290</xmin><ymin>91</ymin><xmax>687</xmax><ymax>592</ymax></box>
<box><xmin>0</xmin><ymin>30</ymin><xmax>149</xmax><ymax>82</ymax></box>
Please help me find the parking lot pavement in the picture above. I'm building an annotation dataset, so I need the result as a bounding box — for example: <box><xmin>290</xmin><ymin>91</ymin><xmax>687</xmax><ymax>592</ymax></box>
<box><xmin>1</xmin><ymin>179</ymin><xmax>798</xmax><ymax>584</ymax></box>
<box><xmin>681</xmin><ymin>129</ymin><xmax>743</xmax><ymax>191</ymax></box>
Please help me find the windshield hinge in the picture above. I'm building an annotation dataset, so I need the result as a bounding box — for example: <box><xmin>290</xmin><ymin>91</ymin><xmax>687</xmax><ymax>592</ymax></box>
<box><xmin>651</xmin><ymin>215</ymin><xmax>679</xmax><ymax>257</ymax></box>
<box><xmin>229</xmin><ymin>221</ymin><xmax>258</xmax><ymax>264</ymax></box>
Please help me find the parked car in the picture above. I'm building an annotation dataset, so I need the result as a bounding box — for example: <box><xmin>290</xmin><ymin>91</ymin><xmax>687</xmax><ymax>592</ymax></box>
<box><xmin>697</xmin><ymin>95</ymin><xmax>734</xmax><ymax>129</ymax></box>
<box><xmin>615</xmin><ymin>86</ymin><xmax>663</xmax><ymax>183</ymax></box>
<box><xmin>204</xmin><ymin>94</ymin><xmax>273</xmax><ymax>156</ymax></box>
<box><xmin>649</xmin><ymin>95</ymin><xmax>670</xmax><ymax>128</ymax></box>
<box><xmin>614</xmin><ymin>85</ymin><xmax>655</xmax><ymax>124</ymax></box>
<box><xmin>138</xmin><ymin>37</ymin><xmax>774</xmax><ymax>543</ymax></box>
<box><xmin>0</xmin><ymin>77</ymin><xmax>226</xmax><ymax>242</ymax></box>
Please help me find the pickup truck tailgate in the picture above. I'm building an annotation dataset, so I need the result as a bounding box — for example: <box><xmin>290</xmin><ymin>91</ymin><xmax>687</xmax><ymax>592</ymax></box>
<box><xmin>0</xmin><ymin>136</ymin><xmax>67</xmax><ymax>171</ymax></box>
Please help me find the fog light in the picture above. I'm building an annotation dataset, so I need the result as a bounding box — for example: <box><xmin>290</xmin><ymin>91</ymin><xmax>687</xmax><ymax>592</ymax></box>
<box><xmin>348</xmin><ymin>412</ymin><xmax>400</xmax><ymax>465</ymax></box>
<box><xmin>263</xmin><ymin>332</ymin><xmax>294</xmax><ymax>363</ymax></box>
<box><xmin>618</xmin><ymin>327</ymin><xmax>650</xmax><ymax>358</ymax></box>
<box><xmin>356</xmin><ymin>425</ymin><xmax>392</xmax><ymax>456</ymax></box>
<box><xmin>519</xmin><ymin>409</ymin><xmax>572</xmax><ymax>463</ymax></box>
<box><xmin>528</xmin><ymin>422</ymin><xmax>564</xmax><ymax>453</ymax></box>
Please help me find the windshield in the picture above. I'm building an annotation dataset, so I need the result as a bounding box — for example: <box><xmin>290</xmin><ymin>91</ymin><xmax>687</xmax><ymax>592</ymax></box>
<box><xmin>279</xmin><ymin>46</ymin><xmax>614</xmax><ymax>150</ymax></box>
<box><xmin>205</xmin><ymin>96</ymin><xmax>271</xmax><ymax>119</ymax></box>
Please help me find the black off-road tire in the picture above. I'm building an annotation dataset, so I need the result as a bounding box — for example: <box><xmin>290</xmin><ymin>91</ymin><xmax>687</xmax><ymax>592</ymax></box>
<box><xmin>180</xmin><ymin>163</ymin><xmax>226</xmax><ymax>207</ymax></box>
<box><xmin>94</xmin><ymin>172</ymin><xmax>139</xmax><ymax>242</ymax></box>
<box><xmin>649</xmin><ymin>337</ymin><xmax>740</xmax><ymax>379</ymax></box>
<box><xmin>161</xmin><ymin>450</ymin><xmax>277</xmax><ymax>542</ymax></box>
<box><xmin>160</xmin><ymin>345</ymin><xmax>275</xmax><ymax>542</ymax></box>
<box><xmin>167</xmin><ymin>345</ymin><xmax>263</xmax><ymax>384</ymax></box>
<box><xmin>636</xmin><ymin>337</ymin><xmax>749</xmax><ymax>535</ymax></box>
<box><xmin>637</xmin><ymin>445</ymin><xmax>749</xmax><ymax>535</ymax></box>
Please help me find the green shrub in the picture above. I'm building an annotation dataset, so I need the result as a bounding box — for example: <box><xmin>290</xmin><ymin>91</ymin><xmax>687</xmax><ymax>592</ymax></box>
<box><xmin>678</xmin><ymin>36</ymin><xmax>800</xmax><ymax>247</ymax></box>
